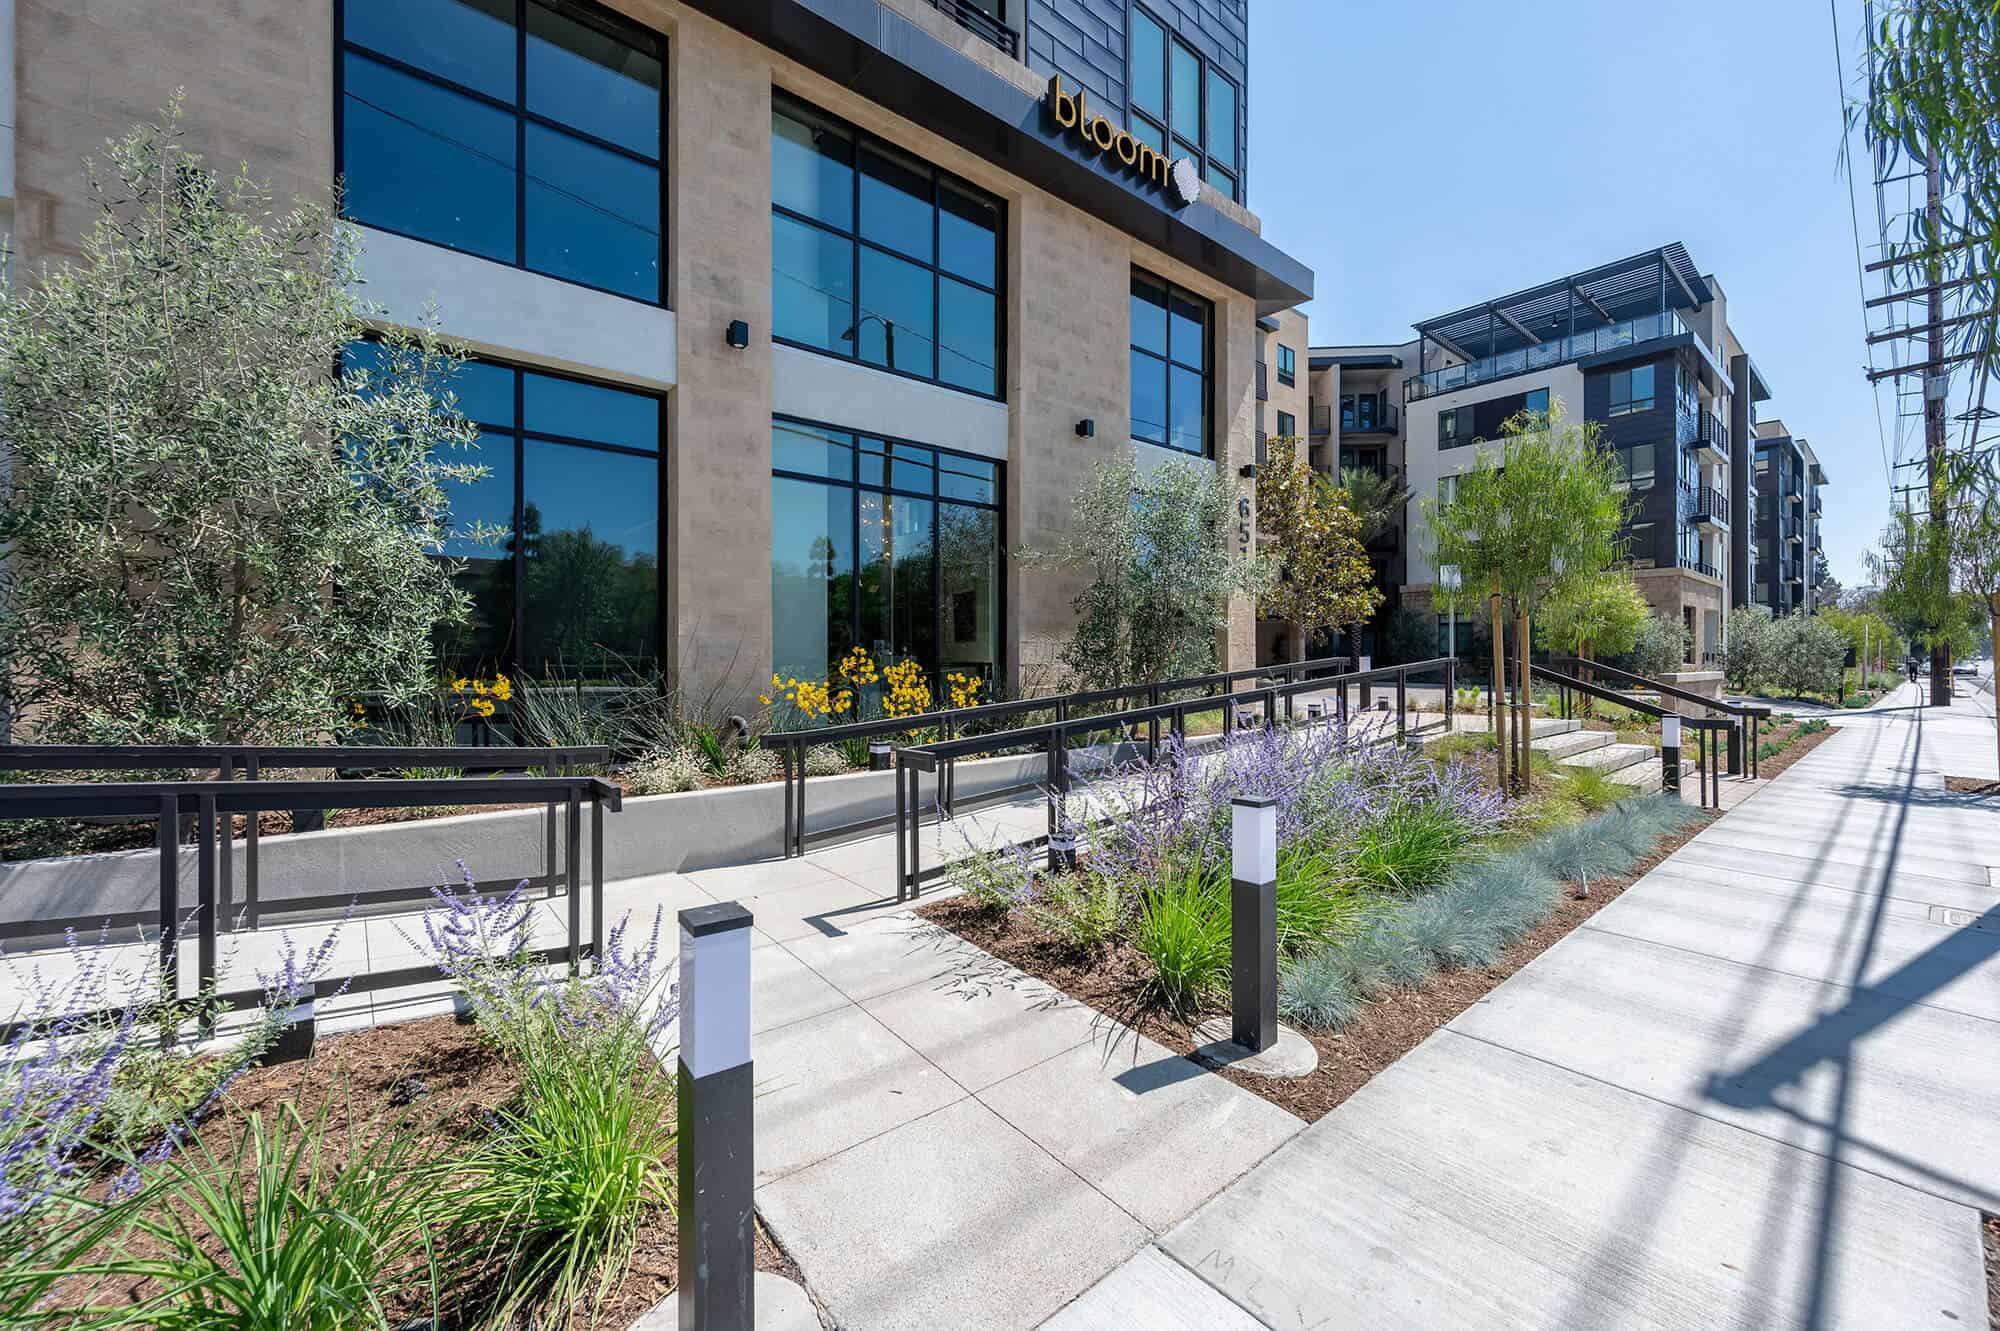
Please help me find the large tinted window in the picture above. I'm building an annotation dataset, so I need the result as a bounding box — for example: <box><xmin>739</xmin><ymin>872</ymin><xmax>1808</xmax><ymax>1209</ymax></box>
<box><xmin>340</xmin><ymin>0</ymin><xmax>664</xmax><ymax>303</ymax></box>
<box><xmin>1127</xmin><ymin>5</ymin><xmax>1242</xmax><ymax>201</ymax></box>
<box><xmin>771</xmin><ymin>93</ymin><xmax>1003</xmax><ymax>398</ymax></box>
<box><xmin>1130</xmin><ymin>270</ymin><xmax>1210</xmax><ymax>456</ymax></box>
<box><xmin>346</xmin><ymin>342</ymin><xmax>663</xmax><ymax>674</ymax></box>
<box><xmin>771</xmin><ymin>418</ymin><xmax>1003</xmax><ymax>696</ymax></box>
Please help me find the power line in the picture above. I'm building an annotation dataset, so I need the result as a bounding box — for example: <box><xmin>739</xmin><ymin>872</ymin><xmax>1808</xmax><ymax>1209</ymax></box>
<box><xmin>1831</xmin><ymin>0</ymin><xmax>1896</xmax><ymax>496</ymax></box>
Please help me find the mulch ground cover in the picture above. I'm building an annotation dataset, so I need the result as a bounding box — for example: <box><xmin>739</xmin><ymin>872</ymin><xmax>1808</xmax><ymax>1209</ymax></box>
<box><xmin>1984</xmin><ymin>1213</ymin><xmax>1998</xmax><ymax>1330</ymax></box>
<box><xmin>920</xmin><ymin>805</ymin><xmax>1716</xmax><ymax>1124</ymax></box>
<box><xmin>52</xmin><ymin>1015</ymin><xmax>799</xmax><ymax>1329</ymax></box>
<box><xmin>1946</xmin><ymin>777</ymin><xmax>2000</xmax><ymax>798</ymax></box>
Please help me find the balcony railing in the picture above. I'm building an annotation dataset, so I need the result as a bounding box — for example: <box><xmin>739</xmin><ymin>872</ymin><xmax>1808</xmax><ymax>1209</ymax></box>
<box><xmin>1310</xmin><ymin>405</ymin><xmax>1332</xmax><ymax>437</ymax></box>
<box><xmin>1256</xmin><ymin>359</ymin><xmax>1268</xmax><ymax>402</ymax></box>
<box><xmin>1811</xmin><ymin>491</ymin><xmax>1822</xmax><ymax>516</ymax></box>
<box><xmin>1681</xmin><ymin>555</ymin><xmax>1720</xmax><ymax>579</ymax></box>
<box><xmin>925</xmin><ymin>0</ymin><xmax>1018</xmax><ymax>58</ymax></box>
<box><xmin>1686</xmin><ymin>411</ymin><xmax>1728</xmax><ymax>461</ymax></box>
<box><xmin>1340</xmin><ymin>401</ymin><xmax>1399</xmax><ymax>436</ymax></box>
<box><xmin>1693</xmin><ymin>485</ymin><xmax>1729</xmax><ymax>525</ymax></box>
<box><xmin>1406</xmin><ymin>310</ymin><xmax>1691</xmax><ymax>402</ymax></box>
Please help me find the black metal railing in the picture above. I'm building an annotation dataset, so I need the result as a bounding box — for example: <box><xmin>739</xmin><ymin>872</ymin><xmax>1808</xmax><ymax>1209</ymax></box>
<box><xmin>924</xmin><ymin>0</ymin><xmax>1018</xmax><ymax>58</ymax></box>
<box><xmin>1530</xmin><ymin>664</ymin><xmax>1732</xmax><ymax>809</ymax></box>
<box><xmin>1341</xmin><ymin>401</ymin><xmax>1400</xmax><ymax>436</ymax></box>
<box><xmin>1546</xmin><ymin>657</ymin><xmax>1770</xmax><ymax>780</ymax></box>
<box><xmin>889</xmin><ymin>658</ymin><xmax>1461</xmax><ymax>899</ymax></box>
<box><xmin>0</xmin><ymin>744</ymin><xmax>609</xmax><ymax>931</ymax></box>
<box><xmin>1310</xmin><ymin>405</ymin><xmax>1332</xmax><ymax>437</ymax></box>
<box><xmin>761</xmin><ymin>654</ymin><xmax>1383</xmax><ymax>859</ymax></box>
<box><xmin>1681</xmin><ymin>555</ymin><xmax>1720</xmax><ymax>579</ymax></box>
<box><xmin>1687</xmin><ymin>411</ymin><xmax>1729</xmax><ymax>458</ymax></box>
<box><xmin>0</xmin><ymin>769</ymin><xmax>622</xmax><ymax>1041</ymax></box>
<box><xmin>1694</xmin><ymin>485</ymin><xmax>1729</xmax><ymax>525</ymax></box>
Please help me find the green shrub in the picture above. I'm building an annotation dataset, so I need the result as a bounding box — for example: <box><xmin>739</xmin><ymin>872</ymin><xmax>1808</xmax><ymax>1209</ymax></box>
<box><xmin>1277</xmin><ymin>948</ymin><xmax>1362</xmax><ymax>1029</ymax></box>
<box><xmin>803</xmin><ymin>744</ymin><xmax>850</xmax><ymax>777</ymax></box>
<box><xmin>1028</xmin><ymin>874</ymin><xmax>1125</xmax><ymax>957</ymax></box>
<box><xmin>1523</xmin><ymin>820</ymin><xmax>1631</xmax><ymax>885</ymax></box>
<box><xmin>625</xmin><ymin>747</ymin><xmax>704</xmax><ymax>796</ymax></box>
<box><xmin>1328</xmin><ymin>912</ymin><xmax>1436</xmax><ymax>998</ymax></box>
<box><xmin>1555</xmin><ymin>764</ymin><xmax>1625</xmax><ymax>814</ymax></box>
<box><xmin>1401</xmin><ymin>890</ymin><xmax>1508</xmax><ymax>970</ymax></box>
<box><xmin>1347</xmin><ymin>799</ymin><xmax>1485</xmax><ymax>894</ymax></box>
<box><xmin>1273</xmin><ymin>842</ymin><xmax>1366</xmax><ymax>949</ymax></box>
<box><xmin>1131</xmin><ymin>864</ymin><xmax>1231</xmax><ymax>1013</ymax></box>
<box><xmin>1447</xmin><ymin>855</ymin><xmax>1560</xmax><ymax>946</ymax></box>
<box><xmin>1428</xmin><ymin>731</ymin><xmax>1496</xmax><ymax>763</ymax></box>
<box><xmin>73</xmin><ymin>1102</ymin><xmax>445</xmax><ymax>1330</ymax></box>
<box><xmin>723</xmin><ymin>744</ymin><xmax>779</xmax><ymax>784</ymax></box>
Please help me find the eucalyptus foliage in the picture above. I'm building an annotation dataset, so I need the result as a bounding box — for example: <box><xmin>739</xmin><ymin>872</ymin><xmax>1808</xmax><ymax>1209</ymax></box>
<box><xmin>1540</xmin><ymin>569</ymin><xmax>1650</xmax><ymax>662</ymax></box>
<box><xmin>1023</xmin><ymin>449</ymin><xmax>1271</xmax><ymax>689</ymax></box>
<box><xmin>0</xmin><ymin>109</ymin><xmax>492</xmax><ymax>743</ymax></box>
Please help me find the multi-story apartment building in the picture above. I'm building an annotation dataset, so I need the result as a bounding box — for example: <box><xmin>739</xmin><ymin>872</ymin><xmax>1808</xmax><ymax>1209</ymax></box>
<box><xmin>1388</xmin><ymin>244</ymin><xmax>1774</xmax><ymax>666</ymax></box>
<box><xmin>0</xmin><ymin>0</ymin><xmax>1309</xmax><ymax>702</ymax></box>
<box><xmin>1751</xmin><ymin>422</ymin><xmax>1829</xmax><ymax>615</ymax></box>
<box><xmin>1252</xmin><ymin>307</ymin><xmax>1312</xmax><ymax>662</ymax></box>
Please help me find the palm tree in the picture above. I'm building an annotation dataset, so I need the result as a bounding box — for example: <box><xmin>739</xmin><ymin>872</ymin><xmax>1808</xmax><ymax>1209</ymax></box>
<box><xmin>1330</xmin><ymin>466</ymin><xmax>1409</xmax><ymax>664</ymax></box>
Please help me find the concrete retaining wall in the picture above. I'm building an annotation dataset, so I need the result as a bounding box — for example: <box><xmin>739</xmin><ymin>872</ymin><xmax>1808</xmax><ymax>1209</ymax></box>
<box><xmin>0</xmin><ymin>752</ymin><xmax>1045</xmax><ymax>934</ymax></box>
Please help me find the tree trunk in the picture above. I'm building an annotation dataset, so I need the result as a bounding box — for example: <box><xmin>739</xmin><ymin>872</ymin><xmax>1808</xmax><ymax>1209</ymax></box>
<box><xmin>1991</xmin><ymin>600</ymin><xmax>1999</xmax><ymax>778</ymax></box>
<box><xmin>1289</xmin><ymin>620</ymin><xmax>1307</xmax><ymax>665</ymax></box>
<box><xmin>1515</xmin><ymin>611</ymin><xmax>1532</xmax><ymax>793</ymax></box>
<box><xmin>1490</xmin><ymin>588</ymin><xmax>1507</xmax><ymax>795</ymax></box>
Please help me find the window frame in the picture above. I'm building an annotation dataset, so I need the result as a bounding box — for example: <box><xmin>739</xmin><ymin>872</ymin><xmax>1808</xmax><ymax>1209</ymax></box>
<box><xmin>1128</xmin><ymin>267</ymin><xmax>1214</xmax><ymax>458</ymax></box>
<box><xmin>1276</xmin><ymin>344</ymin><xmax>1295</xmax><ymax>387</ymax></box>
<box><xmin>770</xmin><ymin>412</ymin><xmax>1007</xmax><ymax>688</ymax></box>
<box><xmin>769</xmin><ymin>90</ymin><xmax>1007</xmax><ymax>403</ymax></box>
<box><xmin>333</xmin><ymin>0</ymin><xmax>668</xmax><ymax>307</ymax></box>
<box><xmin>1125</xmin><ymin>2</ymin><xmax>1242</xmax><ymax>202</ymax></box>
<box><xmin>1275</xmin><ymin>410</ymin><xmax>1295</xmax><ymax>438</ymax></box>
<box><xmin>343</xmin><ymin>336</ymin><xmax>669</xmax><ymax>675</ymax></box>
<box><xmin>1607</xmin><ymin>364</ymin><xmax>1656</xmax><ymax>417</ymax></box>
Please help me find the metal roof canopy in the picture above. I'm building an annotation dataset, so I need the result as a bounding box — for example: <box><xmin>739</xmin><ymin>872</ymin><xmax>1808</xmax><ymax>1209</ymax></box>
<box><xmin>1413</xmin><ymin>244</ymin><xmax>1714</xmax><ymax>360</ymax></box>
<box><xmin>1309</xmin><ymin>352</ymin><xmax>1404</xmax><ymax>371</ymax></box>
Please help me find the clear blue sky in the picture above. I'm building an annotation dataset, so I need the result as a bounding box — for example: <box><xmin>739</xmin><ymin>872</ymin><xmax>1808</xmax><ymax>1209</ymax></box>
<box><xmin>1248</xmin><ymin>0</ymin><xmax>1886</xmax><ymax>589</ymax></box>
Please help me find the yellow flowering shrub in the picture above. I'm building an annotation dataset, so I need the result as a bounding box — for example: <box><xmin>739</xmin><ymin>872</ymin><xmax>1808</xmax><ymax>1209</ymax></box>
<box><xmin>945</xmin><ymin>671</ymin><xmax>984</xmax><ymax>709</ymax></box>
<box><xmin>882</xmin><ymin>658</ymin><xmax>932</xmax><ymax>719</ymax></box>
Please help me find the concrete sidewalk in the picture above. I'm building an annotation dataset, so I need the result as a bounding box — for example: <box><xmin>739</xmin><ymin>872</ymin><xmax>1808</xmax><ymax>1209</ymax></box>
<box><xmin>1053</xmin><ymin>679</ymin><xmax>2000</xmax><ymax>1329</ymax></box>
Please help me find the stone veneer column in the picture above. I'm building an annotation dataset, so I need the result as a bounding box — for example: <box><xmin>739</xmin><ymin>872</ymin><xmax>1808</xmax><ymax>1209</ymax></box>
<box><xmin>1217</xmin><ymin>292</ymin><xmax>1260</xmax><ymax>674</ymax></box>
<box><xmin>665</xmin><ymin>14</ymin><xmax>773</xmax><ymax>707</ymax></box>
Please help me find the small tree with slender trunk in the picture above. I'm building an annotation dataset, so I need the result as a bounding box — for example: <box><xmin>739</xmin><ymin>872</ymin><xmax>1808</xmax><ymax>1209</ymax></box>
<box><xmin>1423</xmin><ymin>403</ymin><xmax>1626</xmax><ymax>793</ymax></box>
<box><xmin>1257</xmin><ymin>446</ymin><xmax>1381</xmax><ymax>665</ymax></box>
<box><xmin>0</xmin><ymin>107</ymin><xmax>492</xmax><ymax>744</ymax></box>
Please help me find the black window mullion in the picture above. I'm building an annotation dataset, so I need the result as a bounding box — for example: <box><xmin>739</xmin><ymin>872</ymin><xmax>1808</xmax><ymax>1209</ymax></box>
<box><xmin>511</xmin><ymin>369</ymin><xmax>527</xmax><ymax>678</ymax></box>
<box><xmin>514</xmin><ymin>0</ymin><xmax>528</xmax><ymax>272</ymax></box>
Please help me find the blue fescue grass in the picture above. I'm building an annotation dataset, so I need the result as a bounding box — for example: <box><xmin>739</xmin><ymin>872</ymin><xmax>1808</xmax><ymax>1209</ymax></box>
<box><xmin>1278</xmin><ymin>794</ymin><xmax>1702</xmax><ymax>1032</ymax></box>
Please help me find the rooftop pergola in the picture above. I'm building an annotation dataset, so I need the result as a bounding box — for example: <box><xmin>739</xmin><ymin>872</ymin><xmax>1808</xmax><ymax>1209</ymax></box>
<box><xmin>1413</xmin><ymin>244</ymin><xmax>1714</xmax><ymax>369</ymax></box>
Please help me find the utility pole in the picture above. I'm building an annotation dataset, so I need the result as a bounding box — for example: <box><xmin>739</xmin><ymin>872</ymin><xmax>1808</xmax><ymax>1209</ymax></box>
<box><xmin>1924</xmin><ymin>147</ymin><xmax>1953</xmax><ymax>707</ymax></box>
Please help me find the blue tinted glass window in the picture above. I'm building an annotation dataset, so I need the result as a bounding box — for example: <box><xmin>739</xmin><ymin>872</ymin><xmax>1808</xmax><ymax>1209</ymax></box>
<box><xmin>524</xmin><ymin>124</ymin><xmax>660</xmax><ymax>299</ymax></box>
<box><xmin>524</xmin><ymin>371</ymin><xmax>658</xmax><ymax>450</ymax></box>
<box><xmin>1131</xmin><ymin>11</ymin><xmax>1165</xmax><ymax>118</ymax></box>
<box><xmin>938</xmin><ymin>278</ymin><xmax>996</xmax><ymax>396</ymax></box>
<box><xmin>857</xmin><ymin>247</ymin><xmax>936</xmax><ymax>377</ymax></box>
<box><xmin>939</xmin><ymin>455</ymin><xmax>998</xmax><ymax>505</ymax></box>
<box><xmin>442</xmin><ymin>429</ymin><xmax>517</xmax><ymax>559</ymax></box>
<box><xmin>521</xmin><ymin>440</ymin><xmax>659</xmax><ymax>670</ymax></box>
<box><xmin>1205</xmin><ymin>69</ymin><xmax>1236</xmax><ymax>169</ymax></box>
<box><xmin>774</xmin><ymin>420</ymin><xmax>855</xmax><ymax>479</ymax></box>
<box><xmin>859</xmin><ymin>144</ymin><xmax>934</xmax><ymax>264</ymax></box>
<box><xmin>771</xmin><ymin>475</ymin><xmax>857</xmax><ymax>681</ymax></box>
<box><xmin>525</xmin><ymin>0</ymin><xmax>661</xmax><ymax>158</ymax></box>
<box><xmin>1131</xmin><ymin>353</ymin><xmax>1168</xmax><ymax>445</ymax></box>
<box><xmin>1169</xmin><ymin>290</ymin><xmax>1207</xmax><ymax>371</ymax></box>
<box><xmin>1130</xmin><ymin>115</ymin><xmax>1164</xmax><ymax>154</ymax></box>
<box><xmin>1130</xmin><ymin>273</ymin><xmax>1168</xmax><ymax>357</ymax></box>
<box><xmin>1168</xmin><ymin>364</ymin><xmax>1206</xmax><ymax>454</ymax></box>
<box><xmin>771</xmin><ymin>94</ymin><xmax>1001</xmax><ymax>397</ymax></box>
<box><xmin>773</xmin><ymin>213</ymin><xmax>855</xmax><ymax>351</ymax></box>
<box><xmin>344</xmin><ymin>0</ymin><xmax>515</xmax><ymax>101</ymax></box>
<box><xmin>1203</xmin><ymin>162</ymin><xmax>1235</xmax><ymax>201</ymax></box>
<box><xmin>891</xmin><ymin>442</ymin><xmax>934</xmax><ymax>494</ymax></box>
<box><xmin>450</xmin><ymin>359</ymin><xmax>519</xmax><ymax>426</ymax></box>
<box><xmin>339</xmin><ymin>1</ymin><xmax>664</xmax><ymax>303</ymax></box>
<box><xmin>1170</xmin><ymin>42</ymin><xmax>1201</xmax><ymax>143</ymax></box>
<box><xmin>342</xmin><ymin>54</ymin><xmax>517</xmax><ymax>262</ymax></box>
<box><xmin>772</xmin><ymin>100</ymin><xmax>853</xmax><ymax>230</ymax></box>
<box><xmin>937</xmin><ymin>180</ymin><xmax>996</xmax><ymax>287</ymax></box>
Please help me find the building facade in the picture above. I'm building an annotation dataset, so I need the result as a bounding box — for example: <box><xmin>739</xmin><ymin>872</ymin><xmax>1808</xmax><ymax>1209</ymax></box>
<box><xmin>0</xmin><ymin>0</ymin><xmax>1308</xmax><ymax>702</ymax></box>
<box><xmin>1751</xmin><ymin>422</ymin><xmax>1829</xmax><ymax>616</ymax></box>
<box><xmin>1372</xmin><ymin>245</ymin><xmax>1785</xmax><ymax>666</ymax></box>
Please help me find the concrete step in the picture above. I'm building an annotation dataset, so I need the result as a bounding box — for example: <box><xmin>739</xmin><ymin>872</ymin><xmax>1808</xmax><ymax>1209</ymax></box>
<box><xmin>1533</xmin><ymin>729</ymin><xmax>1615</xmax><ymax>760</ymax></box>
<box><xmin>1446</xmin><ymin>715</ymin><xmax>1579</xmax><ymax>738</ymax></box>
<box><xmin>1561</xmin><ymin>741</ymin><xmax>1658</xmax><ymax>776</ymax></box>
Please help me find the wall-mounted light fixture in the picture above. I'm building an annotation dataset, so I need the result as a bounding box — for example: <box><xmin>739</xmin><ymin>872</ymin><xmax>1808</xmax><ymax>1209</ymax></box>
<box><xmin>1074</xmin><ymin>418</ymin><xmax>1095</xmax><ymax>438</ymax></box>
<box><xmin>725</xmin><ymin>320</ymin><xmax>750</xmax><ymax>349</ymax></box>
<box><xmin>1238</xmin><ymin>463</ymin><xmax>1258</xmax><ymax>479</ymax></box>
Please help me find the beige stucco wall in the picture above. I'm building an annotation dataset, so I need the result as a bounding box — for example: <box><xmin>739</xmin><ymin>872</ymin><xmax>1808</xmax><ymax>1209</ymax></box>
<box><xmin>14</xmin><ymin>0</ymin><xmax>1270</xmax><ymax>702</ymax></box>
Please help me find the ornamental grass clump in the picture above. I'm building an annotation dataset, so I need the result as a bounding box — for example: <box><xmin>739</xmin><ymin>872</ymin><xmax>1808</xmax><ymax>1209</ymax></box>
<box><xmin>413</xmin><ymin>880</ymin><xmax>681</xmax><ymax>1324</ymax></box>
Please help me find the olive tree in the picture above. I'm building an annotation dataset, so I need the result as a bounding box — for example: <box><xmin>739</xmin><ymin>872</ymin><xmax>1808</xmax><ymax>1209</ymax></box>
<box><xmin>1023</xmin><ymin>448</ymin><xmax>1271</xmax><ymax>690</ymax></box>
<box><xmin>1768</xmin><ymin>615</ymin><xmax>1851</xmax><ymax>700</ymax></box>
<box><xmin>0</xmin><ymin>109</ymin><xmax>492</xmax><ymax>744</ymax></box>
<box><xmin>1721</xmin><ymin>606</ymin><xmax>1779</xmax><ymax>693</ymax></box>
<box><xmin>1424</xmin><ymin>403</ymin><xmax>1626</xmax><ymax>791</ymax></box>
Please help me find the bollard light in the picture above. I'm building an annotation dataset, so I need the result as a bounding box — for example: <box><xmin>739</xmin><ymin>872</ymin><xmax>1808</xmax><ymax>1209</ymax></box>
<box><xmin>869</xmin><ymin>740</ymin><xmax>893</xmax><ymax>771</ymax></box>
<box><xmin>1660</xmin><ymin>714</ymin><xmax>1683</xmax><ymax>795</ymax></box>
<box><xmin>677</xmin><ymin>902</ymin><xmax>755</xmax><ymax>1331</ymax></box>
<box><xmin>1229</xmin><ymin>796</ymin><xmax>1278</xmax><ymax>1054</ymax></box>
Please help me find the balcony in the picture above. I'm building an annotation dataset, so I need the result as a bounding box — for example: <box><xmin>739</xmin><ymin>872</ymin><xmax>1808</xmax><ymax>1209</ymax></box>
<box><xmin>1811</xmin><ymin>491</ymin><xmax>1823</xmax><ymax>516</ymax></box>
<box><xmin>1256</xmin><ymin>359</ymin><xmax>1268</xmax><ymax>402</ymax></box>
<box><xmin>1784</xmin><ymin>515</ymin><xmax>1803</xmax><ymax>544</ymax></box>
<box><xmin>1310</xmin><ymin>405</ymin><xmax>1332</xmax><ymax>438</ymax></box>
<box><xmin>1685</xmin><ymin>411</ymin><xmax>1729</xmax><ymax>464</ymax></box>
<box><xmin>1405</xmin><ymin>309</ymin><xmax>1690</xmax><ymax>403</ymax></box>
<box><xmin>1681</xmin><ymin>554</ymin><xmax>1720</xmax><ymax>580</ymax></box>
<box><xmin>1692</xmin><ymin>484</ymin><xmax>1729</xmax><ymax>527</ymax></box>
<box><xmin>1341</xmin><ymin>401</ymin><xmax>1399</xmax><ymax>436</ymax></box>
<box><xmin>924</xmin><ymin>0</ymin><xmax>1018</xmax><ymax>58</ymax></box>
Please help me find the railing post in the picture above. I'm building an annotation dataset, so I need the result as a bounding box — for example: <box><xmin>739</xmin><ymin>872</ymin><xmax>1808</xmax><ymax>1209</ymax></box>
<box><xmin>895</xmin><ymin>756</ymin><xmax>909</xmax><ymax>902</ymax></box>
<box><xmin>1445</xmin><ymin>657</ymin><xmax>1455</xmax><ymax>727</ymax></box>
<box><xmin>780</xmin><ymin>744</ymin><xmax>796</xmax><ymax>860</ymax></box>
<box><xmin>1230</xmin><ymin>796</ymin><xmax>1278</xmax><ymax>1054</ymax></box>
<box><xmin>195</xmin><ymin>793</ymin><xmax>219</xmax><ymax>1038</ymax></box>
<box><xmin>1395</xmin><ymin>669</ymin><xmax>1407</xmax><ymax>744</ymax></box>
<box><xmin>1047</xmin><ymin>732</ymin><xmax>1075</xmax><ymax>874</ymax></box>
<box><xmin>676</xmin><ymin>901</ymin><xmax>756</xmax><ymax>1331</ymax></box>
<box><xmin>157</xmin><ymin>792</ymin><xmax>179</xmax><ymax>1014</ymax></box>
<box><xmin>243</xmin><ymin>754</ymin><xmax>262</xmax><ymax>929</ymax></box>
<box><xmin>565</xmin><ymin>790</ymin><xmax>583</xmax><ymax>976</ymax></box>
<box><xmin>591</xmin><ymin>789</ymin><xmax>607</xmax><ymax>968</ymax></box>
<box><xmin>1661</xmin><ymin>714</ymin><xmax>1683</xmax><ymax>796</ymax></box>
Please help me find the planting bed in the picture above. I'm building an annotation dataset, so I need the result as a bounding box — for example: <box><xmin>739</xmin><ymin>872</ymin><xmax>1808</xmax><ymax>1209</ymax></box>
<box><xmin>1946</xmin><ymin>777</ymin><xmax>2000</xmax><ymax>798</ymax></box>
<box><xmin>1749</xmin><ymin>715</ymin><xmax>1838</xmax><ymax>780</ymax></box>
<box><xmin>923</xmin><ymin>803</ymin><xmax>1712</xmax><ymax>1122</ymax></box>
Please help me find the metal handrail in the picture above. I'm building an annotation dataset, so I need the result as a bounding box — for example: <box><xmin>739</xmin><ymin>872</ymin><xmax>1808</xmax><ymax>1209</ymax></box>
<box><xmin>1530</xmin><ymin>664</ymin><xmax>1736</xmax><ymax>805</ymax></box>
<box><xmin>1547</xmin><ymin>655</ymin><xmax>1770</xmax><ymax>780</ymax></box>
<box><xmin>0</xmin><ymin>774</ymin><xmax>622</xmax><ymax>1041</ymax></box>
<box><xmin>762</xmin><ymin>652</ymin><xmax>1367</xmax><ymax>857</ymax></box>
<box><xmin>891</xmin><ymin>659</ymin><xmax>1461</xmax><ymax>899</ymax></box>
